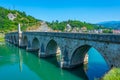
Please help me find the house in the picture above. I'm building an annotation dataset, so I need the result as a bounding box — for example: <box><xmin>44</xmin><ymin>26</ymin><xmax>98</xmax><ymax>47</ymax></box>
<box><xmin>7</xmin><ymin>13</ymin><xmax>17</xmax><ymax>21</ymax></box>
<box><xmin>81</xmin><ymin>27</ymin><xmax>87</xmax><ymax>32</ymax></box>
<box><xmin>65</xmin><ymin>24</ymin><xmax>72</xmax><ymax>32</ymax></box>
<box><xmin>113</xmin><ymin>30</ymin><xmax>120</xmax><ymax>34</ymax></box>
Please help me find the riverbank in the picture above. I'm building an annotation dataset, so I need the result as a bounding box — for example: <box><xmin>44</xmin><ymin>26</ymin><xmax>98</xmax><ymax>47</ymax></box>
<box><xmin>101</xmin><ymin>67</ymin><xmax>120</xmax><ymax>80</ymax></box>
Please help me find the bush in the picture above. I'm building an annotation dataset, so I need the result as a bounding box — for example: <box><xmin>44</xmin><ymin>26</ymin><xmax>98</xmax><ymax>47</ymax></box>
<box><xmin>102</xmin><ymin>68</ymin><xmax>120</xmax><ymax>80</ymax></box>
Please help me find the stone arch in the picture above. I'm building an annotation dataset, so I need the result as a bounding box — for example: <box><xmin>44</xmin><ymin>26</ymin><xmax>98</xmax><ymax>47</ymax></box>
<box><xmin>8</xmin><ymin>36</ymin><xmax>10</xmax><ymax>42</ymax></box>
<box><xmin>32</xmin><ymin>37</ymin><xmax>40</xmax><ymax>50</ymax></box>
<box><xmin>46</xmin><ymin>39</ymin><xmax>58</xmax><ymax>55</ymax></box>
<box><xmin>13</xmin><ymin>35</ymin><xmax>17</xmax><ymax>44</ymax></box>
<box><xmin>46</xmin><ymin>39</ymin><xmax>62</xmax><ymax>63</ymax></box>
<box><xmin>70</xmin><ymin>45</ymin><xmax>91</xmax><ymax>67</ymax></box>
<box><xmin>22</xmin><ymin>36</ymin><xmax>28</xmax><ymax>47</ymax></box>
<box><xmin>11</xmin><ymin>35</ymin><xmax>14</xmax><ymax>43</ymax></box>
<box><xmin>70</xmin><ymin>44</ymin><xmax>109</xmax><ymax>68</ymax></box>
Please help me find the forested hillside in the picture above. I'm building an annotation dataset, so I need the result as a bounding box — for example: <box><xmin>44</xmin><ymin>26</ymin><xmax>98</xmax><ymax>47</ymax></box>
<box><xmin>0</xmin><ymin>7</ymin><xmax>40</xmax><ymax>33</ymax></box>
<box><xmin>47</xmin><ymin>20</ymin><xmax>99</xmax><ymax>32</ymax></box>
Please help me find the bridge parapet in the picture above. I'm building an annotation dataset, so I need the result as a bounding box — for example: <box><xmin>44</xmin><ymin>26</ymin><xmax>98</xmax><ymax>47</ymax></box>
<box><xmin>22</xmin><ymin>32</ymin><xmax>120</xmax><ymax>43</ymax></box>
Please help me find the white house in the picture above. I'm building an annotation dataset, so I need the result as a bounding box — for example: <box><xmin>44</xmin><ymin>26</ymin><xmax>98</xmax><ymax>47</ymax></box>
<box><xmin>7</xmin><ymin>13</ymin><xmax>16</xmax><ymax>21</ymax></box>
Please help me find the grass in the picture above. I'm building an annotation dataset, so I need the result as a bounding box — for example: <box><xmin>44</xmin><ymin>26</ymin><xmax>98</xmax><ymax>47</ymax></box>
<box><xmin>101</xmin><ymin>67</ymin><xmax>120</xmax><ymax>80</ymax></box>
<box><xmin>0</xmin><ymin>37</ymin><xmax>4</xmax><ymax>42</ymax></box>
<box><xmin>0</xmin><ymin>33</ymin><xmax>5</xmax><ymax>42</ymax></box>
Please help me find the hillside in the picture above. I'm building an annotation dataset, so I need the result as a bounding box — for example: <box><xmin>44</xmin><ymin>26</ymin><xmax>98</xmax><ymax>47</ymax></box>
<box><xmin>97</xmin><ymin>21</ymin><xmax>120</xmax><ymax>29</ymax></box>
<box><xmin>47</xmin><ymin>20</ymin><xmax>98</xmax><ymax>32</ymax></box>
<box><xmin>0</xmin><ymin>6</ymin><xmax>41</xmax><ymax>33</ymax></box>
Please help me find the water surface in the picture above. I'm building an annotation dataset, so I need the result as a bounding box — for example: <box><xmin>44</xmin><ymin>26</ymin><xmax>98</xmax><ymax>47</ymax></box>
<box><xmin>0</xmin><ymin>42</ymin><xmax>109</xmax><ymax>80</ymax></box>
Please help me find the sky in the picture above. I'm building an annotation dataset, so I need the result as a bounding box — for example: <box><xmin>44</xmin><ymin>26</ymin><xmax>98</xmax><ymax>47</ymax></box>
<box><xmin>0</xmin><ymin>0</ymin><xmax>120</xmax><ymax>23</ymax></box>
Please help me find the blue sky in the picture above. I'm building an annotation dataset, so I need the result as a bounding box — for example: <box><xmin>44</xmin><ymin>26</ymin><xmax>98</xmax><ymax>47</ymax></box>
<box><xmin>0</xmin><ymin>0</ymin><xmax>120</xmax><ymax>23</ymax></box>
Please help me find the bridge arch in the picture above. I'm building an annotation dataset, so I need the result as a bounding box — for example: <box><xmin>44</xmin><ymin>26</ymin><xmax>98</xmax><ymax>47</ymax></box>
<box><xmin>32</xmin><ymin>37</ymin><xmax>40</xmax><ymax>50</ymax></box>
<box><xmin>10</xmin><ymin>36</ymin><xmax>14</xmax><ymax>43</ymax></box>
<box><xmin>22</xmin><ymin>36</ymin><xmax>28</xmax><ymax>47</ymax></box>
<box><xmin>70</xmin><ymin>45</ymin><xmax>91</xmax><ymax>67</ymax></box>
<box><xmin>70</xmin><ymin>44</ymin><xmax>109</xmax><ymax>68</ymax></box>
<box><xmin>46</xmin><ymin>39</ymin><xmax>62</xmax><ymax>63</ymax></box>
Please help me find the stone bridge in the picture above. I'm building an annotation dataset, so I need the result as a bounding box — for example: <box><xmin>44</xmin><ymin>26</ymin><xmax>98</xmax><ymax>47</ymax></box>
<box><xmin>5</xmin><ymin>32</ymin><xmax>120</xmax><ymax>68</ymax></box>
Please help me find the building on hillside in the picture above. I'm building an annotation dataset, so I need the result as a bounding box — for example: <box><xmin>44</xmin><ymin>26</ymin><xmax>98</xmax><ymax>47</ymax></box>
<box><xmin>71</xmin><ymin>28</ymin><xmax>77</xmax><ymax>32</ymax></box>
<box><xmin>38</xmin><ymin>21</ymin><xmax>53</xmax><ymax>32</ymax></box>
<box><xmin>65</xmin><ymin>24</ymin><xmax>72</xmax><ymax>32</ymax></box>
<box><xmin>7</xmin><ymin>13</ymin><xmax>17</xmax><ymax>21</ymax></box>
<box><xmin>81</xmin><ymin>27</ymin><xmax>87</xmax><ymax>32</ymax></box>
<box><xmin>113</xmin><ymin>30</ymin><xmax>120</xmax><ymax>34</ymax></box>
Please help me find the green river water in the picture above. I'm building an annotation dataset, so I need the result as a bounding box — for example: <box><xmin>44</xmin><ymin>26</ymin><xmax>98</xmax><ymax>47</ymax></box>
<box><xmin>0</xmin><ymin>42</ymin><xmax>109</xmax><ymax>80</ymax></box>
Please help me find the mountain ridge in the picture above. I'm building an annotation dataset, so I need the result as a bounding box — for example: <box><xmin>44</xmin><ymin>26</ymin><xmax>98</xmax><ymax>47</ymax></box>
<box><xmin>97</xmin><ymin>21</ymin><xmax>120</xmax><ymax>29</ymax></box>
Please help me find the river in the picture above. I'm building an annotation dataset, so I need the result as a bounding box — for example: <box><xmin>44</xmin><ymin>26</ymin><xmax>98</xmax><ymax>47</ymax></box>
<box><xmin>0</xmin><ymin>42</ymin><xmax>109</xmax><ymax>80</ymax></box>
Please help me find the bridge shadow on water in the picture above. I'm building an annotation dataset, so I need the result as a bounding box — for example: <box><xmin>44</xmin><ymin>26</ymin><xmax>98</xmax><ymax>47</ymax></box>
<box><xmin>27</xmin><ymin>50</ymin><xmax>88</xmax><ymax>80</ymax></box>
<box><xmin>19</xmin><ymin>51</ymin><xmax>86</xmax><ymax>80</ymax></box>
